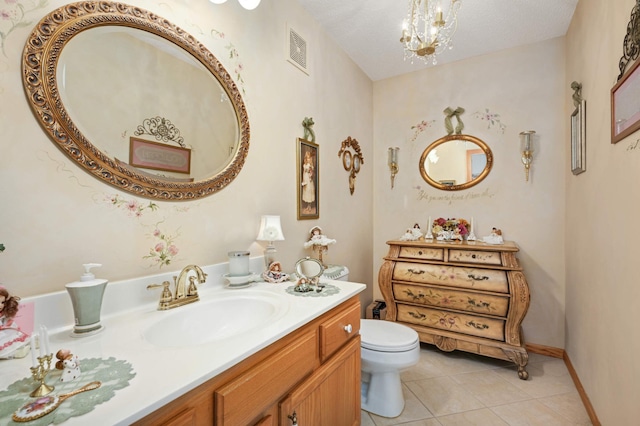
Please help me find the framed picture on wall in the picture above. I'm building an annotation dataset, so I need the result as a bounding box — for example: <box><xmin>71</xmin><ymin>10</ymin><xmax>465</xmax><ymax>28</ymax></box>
<box><xmin>571</xmin><ymin>99</ymin><xmax>586</xmax><ymax>175</ymax></box>
<box><xmin>297</xmin><ymin>138</ymin><xmax>319</xmax><ymax>220</ymax></box>
<box><xmin>611</xmin><ymin>58</ymin><xmax>640</xmax><ymax>143</ymax></box>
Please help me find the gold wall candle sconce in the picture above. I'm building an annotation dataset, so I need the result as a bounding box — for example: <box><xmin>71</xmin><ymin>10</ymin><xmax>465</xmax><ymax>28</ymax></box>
<box><xmin>388</xmin><ymin>147</ymin><xmax>399</xmax><ymax>188</ymax></box>
<box><xmin>519</xmin><ymin>130</ymin><xmax>536</xmax><ymax>182</ymax></box>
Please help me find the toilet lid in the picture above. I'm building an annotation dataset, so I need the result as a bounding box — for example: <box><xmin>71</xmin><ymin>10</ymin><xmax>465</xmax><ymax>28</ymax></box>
<box><xmin>360</xmin><ymin>319</ymin><xmax>419</xmax><ymax>352</ymax></box>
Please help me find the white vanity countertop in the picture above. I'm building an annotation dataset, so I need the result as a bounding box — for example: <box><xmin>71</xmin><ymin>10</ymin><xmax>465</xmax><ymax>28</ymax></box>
<box><xmin>0</xmin><ymin>275</ymin><xmax>365</xmax><ymax>425</ymax></box>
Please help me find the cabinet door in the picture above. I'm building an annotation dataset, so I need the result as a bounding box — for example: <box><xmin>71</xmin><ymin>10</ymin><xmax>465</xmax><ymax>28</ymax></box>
<box><xmin>280</xmin><ymin>336</ymin><xmax>360</xmax><ymax>426</ymax></box>
<box><xmin>215</xmin><ymin>329</ymin><xmax>318</xmax><ymax>425</ymax></box>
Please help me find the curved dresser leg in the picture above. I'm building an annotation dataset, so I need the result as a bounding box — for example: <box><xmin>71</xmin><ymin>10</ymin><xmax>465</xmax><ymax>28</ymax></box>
<box><xmin>503</xmin><ymin>349</ymin><xmax>529</xmax><ymax>380</ymax></box>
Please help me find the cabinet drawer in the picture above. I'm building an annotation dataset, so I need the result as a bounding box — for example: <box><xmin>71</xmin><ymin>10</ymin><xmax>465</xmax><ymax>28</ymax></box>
<box><xmin>398</xmin><ymin>246</ymin><xmax>444</xmax><ymax>261</ymax></box>
<box><xmin>397</xmin><ymin>303</ymin><xmax>505</xmax><ymax>341</ymax></box>
<box><xmin>320</xmin><ymin>300</ymin><xmax>361</xmax><ymax>362</ymax></box>
<box><xmin>393</xmin><ymin>283</ymin><xmax>509</xmax><ymax>317</ymax></box>
<box><xmin>449</xmin><ymin>249</ymin><xmax>502</xmax><ymax>265</ymax></box>
<box><xmin>215</xmin><ymin>329</ymin><xmax>318</xmax><ymax>425</ymax></box>
<box><xmin>392</xmin><ymin>262</ymin><xmax>509</xmax><ymax>293</ymax></box>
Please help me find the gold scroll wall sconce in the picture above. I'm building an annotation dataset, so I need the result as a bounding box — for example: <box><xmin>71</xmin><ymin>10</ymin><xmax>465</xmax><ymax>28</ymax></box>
<box><xmin>388</xmin><ymin>147</ymin><xmax>399</xmax><ymax>188</ymax></box>
<box><xmin>338</xmin><ymin>136</ymin><xmax>364</xmax><ymax>195</ymax></box>
<box><xmin>519</xmin><ymin>130</ymin><xmax>536</xmax><ymax>182</ymax></box>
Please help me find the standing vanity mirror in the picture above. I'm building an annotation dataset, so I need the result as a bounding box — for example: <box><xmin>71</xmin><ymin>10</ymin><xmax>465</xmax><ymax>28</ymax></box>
<box><xmin>295</xmin><ymin>257</ymin><xmax>324</xmax><ymax>284</ymax></box>
<box><xmin>22</xmin><ymin>1</ymin><xmax>250</xmax><ymax>200</ymax></box>
<box><xmin>419</xmin><ymin>134</ymin><xmax>493</xmax><ymax>191</ymax></box>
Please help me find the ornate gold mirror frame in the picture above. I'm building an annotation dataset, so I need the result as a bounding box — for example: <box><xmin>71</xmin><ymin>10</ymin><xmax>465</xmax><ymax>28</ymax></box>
<box><xmin>337</xmin><ymin>136</ymin><xmax>364</xmax><ymax>195</ymax></box>
<box><xmin>22</xmin><ymin>1</ymin><xmax>250</xmax><ymax>200</ymax></box>
<box><xmin>419</xmin><ymin>134</ymin><xmax>493</xmax><ymax>191</ymax></box>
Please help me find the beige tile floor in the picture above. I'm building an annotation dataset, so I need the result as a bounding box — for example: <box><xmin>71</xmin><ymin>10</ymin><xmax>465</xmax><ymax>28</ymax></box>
<box><xmin>361</xmin><ymin>345</ymin><xmax>592</xmax><ymax>426</ymax></box>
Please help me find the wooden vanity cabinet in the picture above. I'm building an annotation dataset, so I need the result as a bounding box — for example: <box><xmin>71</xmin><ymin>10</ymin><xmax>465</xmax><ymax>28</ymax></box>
<box><xmin>133</xmin><ymin>296</ymin><xmax>361</xmax><ymax>426</ymax></box>
<box><xmin>379</xmin><ymin>240</ymin><xmax>530</xmax><ymax>379</ymax></box>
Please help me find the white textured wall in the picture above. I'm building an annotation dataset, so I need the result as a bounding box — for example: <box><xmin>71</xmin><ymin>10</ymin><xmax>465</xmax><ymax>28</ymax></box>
<box><xmin>565</xmin><ymin>0</ymin><xmax>640</xmax><ymax>423</ymax></box>
<box><xmin>0</xmin><ymin>0</ymin><xmax>373</xmax><ymax>308</ymax></box>
<box><xmin>373</xmin><ymin>38</ymin><xmax>567</xmax><ymax>348</ymax></box>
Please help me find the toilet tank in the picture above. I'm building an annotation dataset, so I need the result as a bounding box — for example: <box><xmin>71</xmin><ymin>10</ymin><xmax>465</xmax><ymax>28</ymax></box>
<box><xmin>322</xmin><ymin>265</ymin><xmax>349</xmax><ymax>281</ymax></box>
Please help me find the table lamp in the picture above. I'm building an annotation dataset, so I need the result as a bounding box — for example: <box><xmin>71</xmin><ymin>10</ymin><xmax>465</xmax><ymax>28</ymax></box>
<box><xmin>256</xmin><ymin>215</ymin><xmax>285</xmax><ymax>269</ymax></box>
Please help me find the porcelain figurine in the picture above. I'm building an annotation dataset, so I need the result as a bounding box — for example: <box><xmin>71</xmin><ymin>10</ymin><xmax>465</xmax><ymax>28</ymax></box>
<box><xmin>0</xmin><ymin>287</ymin><xmax>29</xmax><ymax>358</ymax></box>
<box><xmin>60</xmin><ymin>355</ymin><xmax>81</xmax><ymax>382</ymax></box>
<box><xmin>303</xmin><ymin>226</ymin><xmax>336</xmax><ymax>249</ymax></box>
<box><xmin>262</xmin><ymin>261</ymin><xmax>289</xmax><ymax>283</ymax></box>
<box><xmin>399</xmin><ymin>223</ymin><xmax>422</xmax><ymax>241</ymax></box>
<box><xmin>482</xmin><ymin>227</ymin><xmax>504</xmax><ymax>244</ymax></box>
<box><xmin>294</xmin><ymin>277</ymin><xmax>313</xmax><ymax>293</ymax></box>
<box><xmin>56</xmin><ymin>349</ymin><xmax>81</xmax><ymax>382</ymax></box>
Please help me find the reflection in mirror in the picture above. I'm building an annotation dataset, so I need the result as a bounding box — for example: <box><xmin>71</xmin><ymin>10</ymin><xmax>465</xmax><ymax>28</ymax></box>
<box><xmin>295</xmin><ymin>257</ymin><xmax>324</xmax><ymax>280</ymax></box>
<box><xmin>22</xmin><ymin>1</ymin><xmax>249</xmax><ymax>200</ymax></box>
<box><xmin>57</xmin><ymin>26</ymin><xmax>239</xmax><ymax>181</ymax></box>
<box><xmin>419</xmin><ymin>134</ymin><xmax>493</xmax><ymax>191</ymax></box>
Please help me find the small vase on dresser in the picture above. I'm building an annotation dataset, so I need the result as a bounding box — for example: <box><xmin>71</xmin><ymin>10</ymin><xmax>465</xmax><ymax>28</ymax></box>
<box><xmin>379</xmin><ymin>239</ymin><xmax>531</xmax><ymax>379</ymax></box>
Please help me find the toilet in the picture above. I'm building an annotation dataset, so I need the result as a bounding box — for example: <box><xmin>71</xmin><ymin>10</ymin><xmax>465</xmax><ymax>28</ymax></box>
<box><xmin>360</xmin><ymin>319</ymin><xmax>420</xmax><ymax>418</ymax></box>
<box><xmin>328</xmin><ymin>269</ymin><xmax>420</xmax><ymax>417</ymax></box>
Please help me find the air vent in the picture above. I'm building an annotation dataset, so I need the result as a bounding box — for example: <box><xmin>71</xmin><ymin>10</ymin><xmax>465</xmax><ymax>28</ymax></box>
<box><xmin>287</xmin><ymin>24</ymin><xmax>309</xmax><ymax>74</ymax></box>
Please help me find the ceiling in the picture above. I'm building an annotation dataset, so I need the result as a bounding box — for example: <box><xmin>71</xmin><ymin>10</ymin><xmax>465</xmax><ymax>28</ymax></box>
<box><xmin>295</xmin><ymin>0</ymin><xmax>579</xmax><ymax>81</ymax></box>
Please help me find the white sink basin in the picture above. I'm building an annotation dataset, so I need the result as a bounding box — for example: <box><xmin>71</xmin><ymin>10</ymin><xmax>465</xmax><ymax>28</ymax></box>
<box><xmin>143</xmin><ymin>290</ymin><xmax>288</xmax><ymax>347</ymax></box>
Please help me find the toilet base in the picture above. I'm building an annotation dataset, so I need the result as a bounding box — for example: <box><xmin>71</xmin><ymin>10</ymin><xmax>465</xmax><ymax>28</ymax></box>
<box><xmin>361</xmin><ymin>370</ymin><xmax>405</xmax><ymax>418</ymax></box>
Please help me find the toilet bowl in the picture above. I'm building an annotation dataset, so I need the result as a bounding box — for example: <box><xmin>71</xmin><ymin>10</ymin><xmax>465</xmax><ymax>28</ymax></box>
<box><xmin>360</xmin><ymin>319</ymin><xmax>420</xmax><ymax>418</ymax></box>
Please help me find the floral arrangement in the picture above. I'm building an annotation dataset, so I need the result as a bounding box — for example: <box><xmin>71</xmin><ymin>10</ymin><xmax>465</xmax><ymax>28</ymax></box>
<box><xmin>432</xmin><ymin>217</ymin><xmax>470</xmax><ymax>237</ymax></box>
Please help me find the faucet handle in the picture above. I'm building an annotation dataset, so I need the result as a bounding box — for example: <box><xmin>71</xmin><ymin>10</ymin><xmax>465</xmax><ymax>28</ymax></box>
<box><xmin>187</xmin><ymin>276</ymin><xmax>199</xmax><ymax>297</ymax></box>
<box><xmin>147</xmin><ymin>281</ymin><xmax>172</xmax><ymax>310</ymax></box>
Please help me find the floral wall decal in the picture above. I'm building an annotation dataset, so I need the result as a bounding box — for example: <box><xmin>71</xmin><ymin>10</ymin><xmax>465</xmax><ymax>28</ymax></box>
<box><xmin>104</xmin><ymin>194</ymin><xmax>184</xmax><ymax>268</ymax></box>
<box><xmin>144</xmin><ymin>225</ymin><xmax>180</xmax><ymax>268</ymax></box>
<box><xmin>0</xmin><ymin>0</ymin><xmax>48</xmax><ymax>58</ymax></box>
<box><xmin>105</xmin><ymin>194</ymin><xmax>158</xmax><ymax>218</ymax></box>
<box><xmin>472</xmin><ymin>109</ymin><xmax>507</xmax><ymax>133</ymax></box>
<box><xmin>409</xmin><ymin>119</ymin><xmax>436</xmax><ymax>142</ymax></box>
<box><xmin>210</xmin><ymin>28</ymin><xmax>246</xmax><ymax>95</ymax></box>
<box><xmin>185</xmin><ymin>20</ymin><xmax>247</xmax><ymax>95</ymax></box>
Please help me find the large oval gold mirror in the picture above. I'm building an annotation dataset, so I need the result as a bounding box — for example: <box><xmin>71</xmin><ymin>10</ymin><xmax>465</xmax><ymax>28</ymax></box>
<box><xmin>419</xmin><ymin>134</ymin><xmax>493</xmax><ymax>191</ymax></box>
<box><xmin>22</xmin><ymin>1</ymin><xmax>249</xmax><ymax>200</ymax></box>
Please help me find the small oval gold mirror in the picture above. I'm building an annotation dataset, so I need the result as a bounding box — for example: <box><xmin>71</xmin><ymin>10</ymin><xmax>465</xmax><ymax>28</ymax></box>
<box><xmin>419</xmin><ymin>134</ymin><xmax>493</xmax><ymax>191</ymax></box>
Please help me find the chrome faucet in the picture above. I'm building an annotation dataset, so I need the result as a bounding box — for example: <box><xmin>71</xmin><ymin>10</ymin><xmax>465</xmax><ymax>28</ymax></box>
<box><xmin>147</xmin><ymin>264</ymin><xmax>208</xmax><ymax>310</ymax></box>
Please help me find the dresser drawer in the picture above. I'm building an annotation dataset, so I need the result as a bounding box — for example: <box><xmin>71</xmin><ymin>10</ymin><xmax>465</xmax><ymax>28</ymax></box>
<box><xmin>319</xmin><ymin>299</ymin><xmax>360</xmax><ymax>362</ymax></box>
<box><xmin>398</xmin><ymin>246</ymin><xmax>444</xmax><ymax>261</ymax></box>
<box><xmin>397</xmin><ymin>303</ymin><xmax>505</xmax><ymax>341</ymax></box>
<box><xmin>449</xmin><ymin>249</ymin><xmax>502</xmax><ymax>265</ymax></box>
<box><xmin>393</xmin><ymin>283</ymin><xmax>509</xmax><ymax>317</ymax></box>
<box><xmin>392</xmin><ymin>262</ymin><xmax>509</xmax><ymax>293</ymax></box>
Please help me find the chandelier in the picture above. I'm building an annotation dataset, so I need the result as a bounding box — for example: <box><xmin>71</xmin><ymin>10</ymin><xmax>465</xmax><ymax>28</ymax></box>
<box><xmin>400</xmin><ymin>0</ymin><xmax>462</xmax><ymax>65</ymax></box>
<box><xmin>209</xmin><ymin>0</ymin><xmax>261</xmax><ymax>10</ymax></box>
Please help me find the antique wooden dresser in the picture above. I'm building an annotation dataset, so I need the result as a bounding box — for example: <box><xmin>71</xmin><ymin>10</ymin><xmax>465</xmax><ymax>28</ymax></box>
<box><xmin>379</xmin><ymin>239</ymin><xmax>530</xmax><ymax>379</ymax></box>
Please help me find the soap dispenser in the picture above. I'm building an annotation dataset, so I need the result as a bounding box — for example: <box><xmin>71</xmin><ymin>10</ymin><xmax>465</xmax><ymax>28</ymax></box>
<box><xmin>65</xmin><ymin>263</ymin><xmax>108</xmax><ymax>337</ymax></box>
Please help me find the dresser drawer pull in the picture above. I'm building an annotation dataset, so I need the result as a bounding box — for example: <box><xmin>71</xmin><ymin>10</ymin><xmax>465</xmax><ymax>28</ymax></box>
<box><xmin>468</xmin><ymin>274</ymin><xmax>489</xmax><ymax>281</ymax></box>
<box><xmin>344</xmin><ymin>324</ymin><xmax>353</xmax><ymax>333</ymax></box>
<box><xmin>407</xmin><ymin>268</ymin><xmax>425</xmax><ymax>275</ymax></box>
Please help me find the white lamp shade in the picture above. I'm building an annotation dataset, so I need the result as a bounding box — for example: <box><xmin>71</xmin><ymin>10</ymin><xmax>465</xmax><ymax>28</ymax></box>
<box><xmin>209</xmin><ymin>0</ymin><xmax>228</xmax><ymax>4</ymax></box>
<box><xmin>257</xmin><ymin>215</ymin><xmax>285</xmax><ymax>242</ymax></box>
<box><xmin>238</xmin><ymin>0</ymin><xmax>261</xmax><ymax>10</ymax></box>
